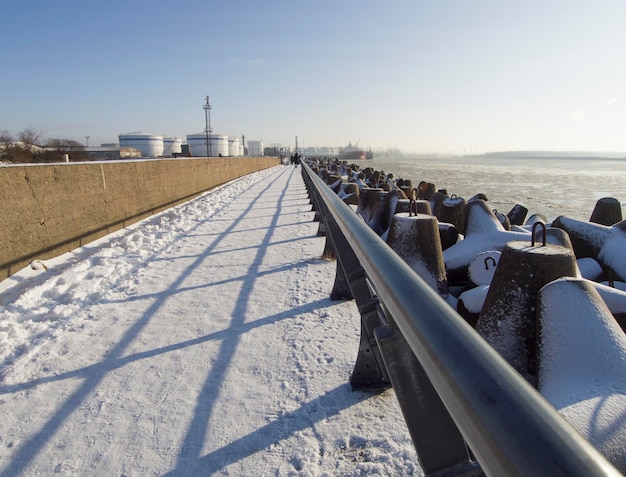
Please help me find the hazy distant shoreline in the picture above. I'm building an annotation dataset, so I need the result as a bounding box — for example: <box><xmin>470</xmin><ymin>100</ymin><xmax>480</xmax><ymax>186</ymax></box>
<box><xmin>374</xmin><ymin>150</ymin><xmax>626</xmax><ymax>160</ymax></box>
<box><xmin>475</xmin><ymin>151</ymin><xmax>626</xmax><ymax>160</ymax></box>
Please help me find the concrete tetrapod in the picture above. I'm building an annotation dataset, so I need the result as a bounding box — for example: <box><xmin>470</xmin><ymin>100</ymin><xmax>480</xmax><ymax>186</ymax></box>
<box><xmin>443</xmin><ymin>200</ymin><xmax>531</xmax><ymax>281</ymax></box>
<box><xmin>552</xmin><ymin>217</ymin><xmax>626</xmax><ymax>281</ymax></box>
<box><xmin>386</xmin><ymin>213</ymin><xmax>456</xmax><ymax>307</ymax></box>
<box><xmin>355</xmin><ymin>188</ymin><xmax>385</xmax><ymax>231</ymax></box>
<box><xmin>537</xmin><ymin>277</ymin><xmax>626</xmax><ymax>473</ymax></box>
<box><xmin>436</xmin><ymin>195</ymin><xmax>467</xmax><ymax>234</ymax></box>
<box><xmin>589</xmin><ymin>197</ymin><xmax>623</xmax><ymax>226</ymax></box>
<box><xmin>475</xmin><ymin>238</ymin><xmax>578</xmax><ymax>383</ymax></box>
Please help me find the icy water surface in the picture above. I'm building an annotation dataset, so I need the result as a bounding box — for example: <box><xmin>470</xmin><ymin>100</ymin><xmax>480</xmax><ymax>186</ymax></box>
<box><xmin>364</xmin><ymin>155</ymin><xmax>626</xmax><ymax>222</ymax></box>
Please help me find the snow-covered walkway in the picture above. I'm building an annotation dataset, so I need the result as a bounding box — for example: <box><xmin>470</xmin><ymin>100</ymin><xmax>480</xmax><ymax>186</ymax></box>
<box><xmin>0</xmin><ymin>165</ymin><xmax>418</xmax><ymax>476</ymax></box>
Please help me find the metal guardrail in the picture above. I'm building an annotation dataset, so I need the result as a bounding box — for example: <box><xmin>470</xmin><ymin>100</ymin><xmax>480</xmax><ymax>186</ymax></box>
<box><xmin>300</xmin><ymin>160</ymin><xmax>621</xmax><ymax>477</ymax></box>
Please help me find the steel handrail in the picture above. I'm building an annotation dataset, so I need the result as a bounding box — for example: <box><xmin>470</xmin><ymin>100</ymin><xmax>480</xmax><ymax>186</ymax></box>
<box><xmin>301</xmin><ymin>161</ymin><xmax>620</xmax><ymax>476</ymax></box>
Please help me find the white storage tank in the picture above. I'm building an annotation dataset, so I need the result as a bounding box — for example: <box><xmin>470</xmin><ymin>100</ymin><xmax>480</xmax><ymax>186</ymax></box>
<box><xmin>186</xmin><ymin>133</ymin><xmax>229</xmax><ymax>157</ymax></box>
<box><xmin>228</xmin><ymin>137</ymin><xmax>242</xmax><ymax>157</ymax></box>
<box><xmin>118</xmin><ymin>132</ymin><xmax>164</xmax><ymax>157</ymax></box>
<box><xmin>163</xmin><ymin>137</ymin><xmax>183</xmax><ymax>156</ymax></box>
<box><xmin>247</xmin><ymin>140</ymin><xmax>264</xmax><ymax>157</ymax></box>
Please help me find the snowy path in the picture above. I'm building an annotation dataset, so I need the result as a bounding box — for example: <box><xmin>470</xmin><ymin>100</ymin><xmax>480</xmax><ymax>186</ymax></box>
<box><xmin>0</xmin><ymin>166</ymin><xmax>418</xmax><ymax>476</ymax></box>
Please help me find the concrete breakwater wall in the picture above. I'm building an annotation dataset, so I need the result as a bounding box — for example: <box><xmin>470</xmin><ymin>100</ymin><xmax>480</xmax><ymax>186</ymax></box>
<box><xmin>0</xmin><ymin>157</ymin><xmax>279</xmax><ymax>280</ymax></box>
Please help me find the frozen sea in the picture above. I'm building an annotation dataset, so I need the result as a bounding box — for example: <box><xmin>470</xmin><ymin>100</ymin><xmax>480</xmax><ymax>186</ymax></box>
<box><xmin>365</xmin><ymin>154</ymin><xmax>626</xmax><ymax>223</ymax></box>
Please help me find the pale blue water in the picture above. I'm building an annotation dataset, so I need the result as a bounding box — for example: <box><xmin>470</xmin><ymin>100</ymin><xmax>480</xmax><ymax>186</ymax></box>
<box><xmin>363</xmin><ymin>155</ymin><xmax>626</xmax><ymax>222</ymax></box>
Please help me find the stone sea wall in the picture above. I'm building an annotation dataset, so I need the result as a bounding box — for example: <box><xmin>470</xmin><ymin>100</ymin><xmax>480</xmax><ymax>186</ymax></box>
<box><xmin>0</xmin><ymin>157</ymin><xmax>279</xmax><ymax>280</ymax></box>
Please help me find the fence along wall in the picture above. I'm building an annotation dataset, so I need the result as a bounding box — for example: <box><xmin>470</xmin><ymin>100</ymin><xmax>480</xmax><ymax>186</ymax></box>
<box><xmin>0</xmin><ymin>157</ymin><xmax>279</xmax><ymax>280</ymax></box>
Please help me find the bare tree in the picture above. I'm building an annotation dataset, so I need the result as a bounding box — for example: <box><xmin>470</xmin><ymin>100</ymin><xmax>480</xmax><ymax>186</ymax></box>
<box><xmin>18</xmin><ymin>127</ymin><xmax>41</xmax><ymax>147</ymax></box>
<box><xmin>0</xmin><ymin>129</ymin><xmax>93</xmax><ymax>163</ymax></box>
<box><xmin>41</xmin><ymin>138</ymin><xmax>89</xmax><ymax>162</ymax></box>
<box><xmin>0</xmin><ymin>129</ymin><xmax>39</xmax><ymax>163</ymax></box>
<box><xmin>0</xmin><ymin>130</ymin><xmax>13</xmax><ymax>144</ymax></box>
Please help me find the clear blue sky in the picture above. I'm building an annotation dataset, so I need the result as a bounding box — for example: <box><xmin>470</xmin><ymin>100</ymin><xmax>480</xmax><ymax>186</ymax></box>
<box><xmin>2</xmin><ymin>0</ymin><xmax>626</xmax><ymax>154</ymax></box>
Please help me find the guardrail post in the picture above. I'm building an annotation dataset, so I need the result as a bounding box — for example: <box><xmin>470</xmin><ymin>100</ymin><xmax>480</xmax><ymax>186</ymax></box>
<box><xmin>303</xmin><ymin>165</ymin><xmax>391</xmax><ymax>390</ymax></box>
<box><xmin>375</xmin><ymin>325</ymin><xmax>480</xmax><ymax>476</ymax></box>
<box><xmin>324</xmin><ymin>209</ymin><xmax>391</xmax><ymax>390</ymax></box>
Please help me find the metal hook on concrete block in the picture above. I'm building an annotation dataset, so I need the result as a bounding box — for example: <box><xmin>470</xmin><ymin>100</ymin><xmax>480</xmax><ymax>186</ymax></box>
<box><xmin>409</xmin><ymin>199</ymin><xmax>417</xmax><ymax>217</ymax></box>
<box><xmin>532</xmin><ymin>222</ymin><xmax>547</xmax><ymax>247</ymax></box>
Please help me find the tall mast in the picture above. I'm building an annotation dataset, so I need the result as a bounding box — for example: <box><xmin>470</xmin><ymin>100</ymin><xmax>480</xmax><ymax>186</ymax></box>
<box><xmin>203</xmin><ymin>96</ymin><xmax>213</xmax><ymax>157</ymax></box>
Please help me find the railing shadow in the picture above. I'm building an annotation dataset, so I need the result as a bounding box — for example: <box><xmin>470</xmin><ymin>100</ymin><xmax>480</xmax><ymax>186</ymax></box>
<box><xmin>163</xmin><ymin>384</ymin><xmax>369</xmax><ymax>476</ymax></box>
<box><xmin>0</xmin><ymin>298</ymin><xmax>333</xmax><ymax>396</ymax></box>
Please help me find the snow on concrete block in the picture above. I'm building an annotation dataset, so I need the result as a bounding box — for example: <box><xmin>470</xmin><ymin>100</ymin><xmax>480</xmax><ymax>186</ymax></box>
<box><xmin>463</xmin><ymin>199</ymin><xmax>503</xmax><ymax>236</ymax></box>
<box><xmin>587</xmin><ymin>280</ymin><xmax>626</xmax><ymax>332</ymax></box>
<box><xmin>468</xmin><ymin>250</ymin><xmax>501</xmax><ymax>286</ymax></box>
<box><xmin>577</xmin><ymin>257</ymin><xmax>605</xmax><ymax>281</ymax></box>
<box><xmin>552</xmin><ymin>216</ymin><xmax>612</xmax><ymax>259</ymax></box>
<box><xmin>442</xmin><ymin>228</ymin><xmax>531</xmax><ymax>276</ymax></box>
<box><xmin>537</xmin><ymin>277</ymin><xmax>626</xmax><ymax>473</ymax></box>
<box><xmin>598</xmin><ymin>220</ymin><xmax>626</xmax><ymax>282</ymax></box>
<box><xmin>457</xmin><ymin>284</ymin><xmax>490</xmax><ymax>326</ymax></box>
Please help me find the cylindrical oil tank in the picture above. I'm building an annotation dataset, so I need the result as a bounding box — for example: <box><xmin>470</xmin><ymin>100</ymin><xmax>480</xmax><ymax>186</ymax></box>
<box><xmin>186</xmin><ymin>133</ymin><xmax>229</xmax><ymax>157</ymax></box>
<box><xmin>228</xmin><ymin>137</ymin><xmax>242</xmax><ymax>157</ymax></box>
<box><xmin>162</xmin><ymin>137</ymin><xmax>183</xmax><ymax>157</ymax></box>
<box><xmin>118</xmin><ymin>132</ymin><xmax>164</xmax><ymax>157</ymax></box>
<box><xmin>247</xmin><ymin>140</ymin><xmax>264</xmax><ymax>157</ymax></box>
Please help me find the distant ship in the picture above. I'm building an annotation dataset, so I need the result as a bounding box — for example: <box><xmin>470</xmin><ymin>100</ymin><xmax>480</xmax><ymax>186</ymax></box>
<box><xmin>338</xmin><ymin>142</ymin><xmax>373</xmax><ymax>160</ymax></box>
